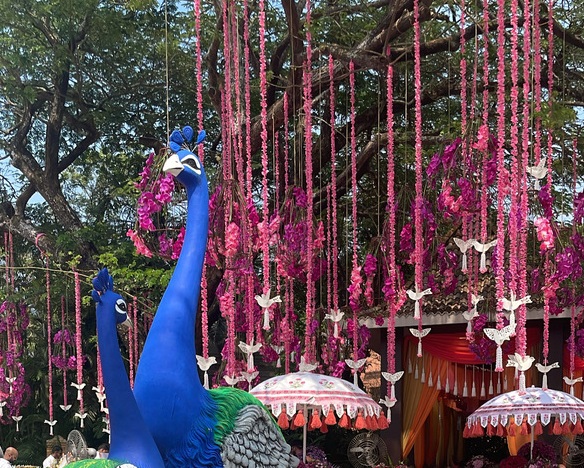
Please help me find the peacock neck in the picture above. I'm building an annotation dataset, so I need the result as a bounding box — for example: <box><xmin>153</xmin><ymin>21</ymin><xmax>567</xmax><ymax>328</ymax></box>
<box><xmin>133</xmin><ymin>175</ymin><xmax>211</xmax><ymax>458</ymax></box>
<box><xmin>163</xmin><ymin>183</ymin><xmax>209</xmax><ymax>323</ymax></box>
<box><xmin>97</xmin><ymin>311</ymin><xmax>163</xmax><ymax>466</ymax></box>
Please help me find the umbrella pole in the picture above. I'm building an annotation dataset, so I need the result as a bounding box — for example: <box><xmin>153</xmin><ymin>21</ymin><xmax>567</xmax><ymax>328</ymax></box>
<box><xmin>303</xmin><ymin>404</ymin><xmax>307</xmax><ymax>463</ymax></box>
<box><xmin>530</xmin><ymin>426</ymin><xmax>534</xmax><ymax>460</ymax></box>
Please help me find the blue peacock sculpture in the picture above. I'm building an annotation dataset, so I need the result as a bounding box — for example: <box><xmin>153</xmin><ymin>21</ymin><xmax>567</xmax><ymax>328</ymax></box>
<box><xmin>65</xmin><ymin>269</ymin><xmax>165</xmax><ymax>468</ymax></box>
<box><xmin>133</xmin><ymin>126</ymin><xmax>298</xmax><ymax>468</ymax></box>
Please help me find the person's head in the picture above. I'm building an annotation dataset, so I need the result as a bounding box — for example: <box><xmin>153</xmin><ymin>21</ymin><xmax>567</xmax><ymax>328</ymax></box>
<box><xmin>51</xmin><ymin>445</ymin><xmax>63</xmax><ymax>459</ymax></box>
<box><xmin>3</xmin><ymin>447</ymin><xmax>18</xmax><ymax>463</ymax></box>
<box><xmin>97</xmin><ymin>443</ymin><xmax>109</xmax><ymax>453</ymax></box>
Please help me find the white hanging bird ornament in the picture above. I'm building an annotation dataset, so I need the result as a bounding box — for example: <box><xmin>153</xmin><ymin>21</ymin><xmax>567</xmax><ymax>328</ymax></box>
<box><xmin>196</xmin><ymin>355</ymin><xmax>217</xmax><ymax>389</ymax></box>
<box><xmin>224</xmin><ymin>374</ymin><xmax>243</xmax><ymax>387</ymax></box>
<box><xmin>563</xmin><ymin>376</ymin><xmax>583</xmax><ymax>396</ymax></box>
<box><xmin>506</xmin><ymin>353</ymin><xmax>535</xmax><ymax>391</ymax></box>
<box><xmin>5</xmin><ymin>376</ymin><xmax>16</xmax><ymax>394</ymax></box>
<box><xmin>271</xmin><ymin>345</ymin><xmax>284</xmax><ymax>368</ymax></box>
<box><xmin>0</xmin><ymin>401</ymin><xmax>6</xmax><ymax>417</ymax></box>
<box><xmin>75</xmin><ymin>411</ymin><xmax>88</xmax><ymax>428</ymax></box>
<box><xmin>472</xmin><ymin>239</ymin><xmax>498</xmax><ymax>273</ymax></box>
<box><xmin>535</xmin><ymin>362</ymin><xmax>559</xmax><ymax>390</ymax></box>
<box><xmin>238</xmin><ymin>339</ymin><xmax>262</xmax><ymax>371</ymax></box>
<box><xmin>526</xmin><ymin>157</ymin><xmax>547</xmax><ymax>190</ymax></box>
<box><xmin>255</xmin><ymin>289</ymin><xmax>282</xmax><ymax>330</ymax></box>
<box><xmin>406</xmin><ymin>285</ymin><xmax>432</xmax><ymax>320</ymax></box>
<box><xmin>71</xmin><ymin>381</ymin><xmax>86</xmax><ymax>401</ymax></box>
<box><xmin>44</xmin><ymin>419</ymin><xmax>57</xmax><ymax>436</ymax></box>
<box><xmin>462</xmin><ymin>294</ymin><xmax>484</xmax><ymax>334</ymax></box>
<box><xmin>345</xmin><ymin>358</ymin><xmax>367</xmax><ymax>386</ymax></box>
<box><xmin>500</xmin><ymin>291</ymin><xmax>532</xmax><ymax>332</ymax></box>
<box><xmin>324</xmin><ymin>308</ymin><xmax>345</xmax><ymax>338</ymax></box>
<box><xmin>298</xmin><ymin>355</ymin><xmax>318</xmax><ymax>372</ymax></box>
<box><xmin>240</xmin><ymin>370</ymin><xmax>259</xmax><ymax>390</ymax></box>
<box><xmin>12</xmin><ymin>415</ymin><xmax>22</xmax><ymax>432</ymax></box>
<box><xmin>379</xmin><ymin>395</ymin><xmax>397</xmax><ymax>423</ymax></box>
<box><xmin>483</xmin><ymin>323</ymin><xmax>516</xmax><ymax>371</ymax></box>
<box><xmin>409</xmin><ymin>328</ymin><xmax>431</xmax><ymax>357</ymax></box>
<box><xmin>382</xmin><ymin>371</ymin><xmax>404</xmax><ymax>401</ymax></box>
<box><xmin>453</xmin><ymin>238</ymin><xmax>476</xmax><ymax>273</ymax></box>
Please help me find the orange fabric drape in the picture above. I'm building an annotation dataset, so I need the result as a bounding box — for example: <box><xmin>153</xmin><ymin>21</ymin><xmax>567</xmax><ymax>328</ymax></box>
<box><xmin>402</xmin><ymin>341</ymin><xmax>446</xmax><ymax>461</ymax></box>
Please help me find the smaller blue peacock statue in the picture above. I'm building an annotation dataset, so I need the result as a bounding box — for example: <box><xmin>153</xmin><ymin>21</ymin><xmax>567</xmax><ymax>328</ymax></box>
<box><xmin>65</xmin><ymin>269</ymin><xmax>165</xmax><ymax>468</ymax></box>
<box><xmin>133</xmin><ymin>126</ymin><xmax>298</xmax><ymax>468</ymax></box>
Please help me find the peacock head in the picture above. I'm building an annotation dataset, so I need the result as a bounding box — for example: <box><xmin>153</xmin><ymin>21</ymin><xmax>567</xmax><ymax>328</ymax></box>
<box><xmin>91</xmin><ymin>268</ymin><xmax>131</xmax><ymax>328</ymax></box>
<box><xmin>163</xmin><ymin>126</ymin><xmax>206</xmax><ymax>189</ymax></box>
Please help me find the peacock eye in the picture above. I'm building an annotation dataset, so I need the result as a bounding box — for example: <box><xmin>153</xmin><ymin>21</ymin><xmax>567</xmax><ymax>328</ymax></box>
<box><xmin>180</xmin><ymin>154</ymin><xmax>202</xmax><ymax>175</ymax></box>
<box><xmin>115</xmin><ymin>298</ymin><xmax>127</xmax><ymax>314</ymax></box>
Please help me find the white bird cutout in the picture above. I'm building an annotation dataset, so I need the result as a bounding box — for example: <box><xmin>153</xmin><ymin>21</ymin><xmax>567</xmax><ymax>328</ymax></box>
<box><xmin>59</xmin><ymin>404</ymin><xmax>72</xmax><ymax>412</ymax></box>
<box><xmin>196</xmin><ymin>355</ymin><xmax>217</xmax><ymax>389</ymax></box>
<box><xmin>12</xmin><ymin>415</ymin><xmax>22</xmax><ymax>432</ymax></box>
<box><xmin>381</xmin><ymin>371</ymin><xmax>404</xmax><ymax>401</ymax></box>
<box><xmin>535</xmin><ymin>362</ymin><xmax>560</xmax><ymax>390</ymax></box>
<box><xmin>0</xmin><ymin>401</ymin><xmax>6</xmax><ymax>417</ymax></box>
<box><xmin>345</xmin><ymin>358</ymin><xmax>367</xmax><ymax>386</ymax></box>
<box><xmin>92</xmin><ymin>385</ymin><xmax>107</xmax><ymax>411</ymax></box>
<box><xmin>462</xmin><ymin>294</ymin><xmax>484</xmax><ymax>334</ymax></box>
<box><xmin>238</xmin><ymin>339</ymin><xmax>262</xmax><ymax>371</ymax></box>
<box><xmin>224</xmin><ymin>374</ymin><xmax>243</xmax><ymax>387</ymax></box>
<box><xmin>44</xmin><ymin>419</ymin><xmax>57</xmax><ymax>435</ymax></box>
<box><xmin>255</xmin><ymin>289</ymin><xmax>282</xmax><ymax>330</ymax></box>
<box><xmin>298</xmin><ymin>355</ymin><xmax>318</xmax><ymax>372</ymax></box>
<box><xmin>501</xmin><ymin>291</ymin><xmax>532</xmax><ymax>333</ymax></box>
<box><xmin>75</xmin><ymin>411</ymin><xmax>88</xmax><ymax>428</ymax></box>
<box><xmin>453</xmin><ymin>238</ymin><xmax>476</xmax><ymax>273</ymax></box>
<box><xmin>563</xmin><ymin>376</ymin><xmax>583</xmax><ymax>396</ymax></box>
<box><xmin>409</xmin><ymin>328</ymin><xmax>431</xmax><ymax>357</ymax></box>
<box><xmin>70</xmin><ymin>381</ymin><xmax>86</xmax><ymax>401</ymax></box>
<box><xmin>271</xmin><ymin>345</ymin><xmax>284</xmax><ymax>368</ymax></box>
<box><xmin>5</xmin><ymin>376</ymin><xmax>16</xmax><ymax>394</ymax></box>
<box><xmin>240</xmin><ymin>370</ymin><xmax>259</xmax><ymax>390</ymax></box>
<box><xmin>506</xmin><ymin>353</ymin><xmax>535</xmax><ymax>392</ymax></box>
<box><xmin>472</xmin><ymin>239</ymin><xmax>498</xmax><ymax>273</ymax></box>
<box><xmin>324</xmin><ymin>308</ymin><xmax>345</xmax><ymax>338</ymax></box>
<box><xmin>379</xmin><ymin>395</ymin><xmax>397</xmax><ymax>422</ymax></box>
<box><xmin>526</xmin><ymin>157</ymin><xmax>547</xmax><ymax>190</ymax></box>
<box><xmin>406</xmin><ymin>286</ymin><xmax>432</xmax><ymax>320</ymax></box>
<box><xmin>483</xmin><ymin>323</ymin><xmax>516</xmax><ymax>371</ymax></box>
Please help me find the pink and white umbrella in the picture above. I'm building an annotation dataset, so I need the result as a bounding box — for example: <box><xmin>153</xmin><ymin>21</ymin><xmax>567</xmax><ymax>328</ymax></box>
<box><xmin>250</xmin><ymin>371</ymin><xmax>386</xmax><ymax>431</ymax></box>
<box><xmin>464</xmin><ymin>386</ymin><xmax>584</xmax><ymax>439</ymax></box>
<box><xmin>250</xmin><ymin>371</ymin><xmax>386</xmax><ymax>463</ymax></box>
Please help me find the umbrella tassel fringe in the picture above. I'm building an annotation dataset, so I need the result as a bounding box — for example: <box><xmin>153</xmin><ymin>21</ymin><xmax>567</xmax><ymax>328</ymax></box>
<box><xmin>277</xmin><ymin>411</ymin><xmax>289</xmax><ymax>430</ymax></box>
<box><xmin>354</xmin><ymin>411</ymin><xmax>367</xmax><ymax>430</ymax></box>
<box><xmin>309</xmin><ymin>410</ymin><xmax>322</xmax><ymax>430</ymax></box>
<box><xmin>293</xmin><ymin>410</ymin><xmax>306</xmax><ymax>428</ymax></box>
<box><xmin>324</xmin><ymin>409</ymin><xmax>336</xmax><ymax>425</ymax></box>
<box><xmin>377</xmin><ymin>412</ymin><xmax>389</xmax><ymax>430</ymax></box>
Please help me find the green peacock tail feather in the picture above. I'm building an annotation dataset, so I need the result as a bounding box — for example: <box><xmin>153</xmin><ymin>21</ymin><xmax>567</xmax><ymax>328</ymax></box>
<box><xmin>209</xmin><ymin>386</ymin><xmax>278</xmax><ymax>444</ymax></box>
<box><xmin>63</xmin><ymin>459</ymin><xmax>121</xmax><ymax>468</ymax></box>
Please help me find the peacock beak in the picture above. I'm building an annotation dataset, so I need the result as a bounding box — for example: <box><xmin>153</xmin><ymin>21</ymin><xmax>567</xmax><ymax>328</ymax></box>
<box><xmin>163</xmin><ymin>153</ymin><xmax>184</xmax><ymax>176</ymax></box>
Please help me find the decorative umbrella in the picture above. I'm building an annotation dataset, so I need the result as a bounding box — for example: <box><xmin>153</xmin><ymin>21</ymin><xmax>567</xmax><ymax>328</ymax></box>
<box><xmin>465</xmin><ymin>386</ymin><xmax>584</xmax><ymax>438</ymax></box>
<box><xmin>464</xmin><ymin>386</ymin><xmax>584</xmax><ymax>457</ymax></box>
<box><xmin>250</xmin><ymin>371</ymin><xmax>387</xmax><ymax>462</ymax></box>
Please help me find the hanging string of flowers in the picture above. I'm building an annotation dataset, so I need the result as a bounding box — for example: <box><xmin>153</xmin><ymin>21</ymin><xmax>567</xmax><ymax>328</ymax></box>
<box><xmin>73</xmin><ymin>270</ymin><xmax>86</xmax><ymax>427</ymax></box>
<box><xmin>303</xmin><ymin>0</ymin><xmax>316</xmax><ymax>365</ymax></box>
<box><xmin>494</xmin><ymin>0</ymin><xmax>509</xmax><ymax>331</ymax></box>
<box><xmin>45</xmin><ymin>253</ymin><xmax>55</xmax><ymax>434</ymax></box>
